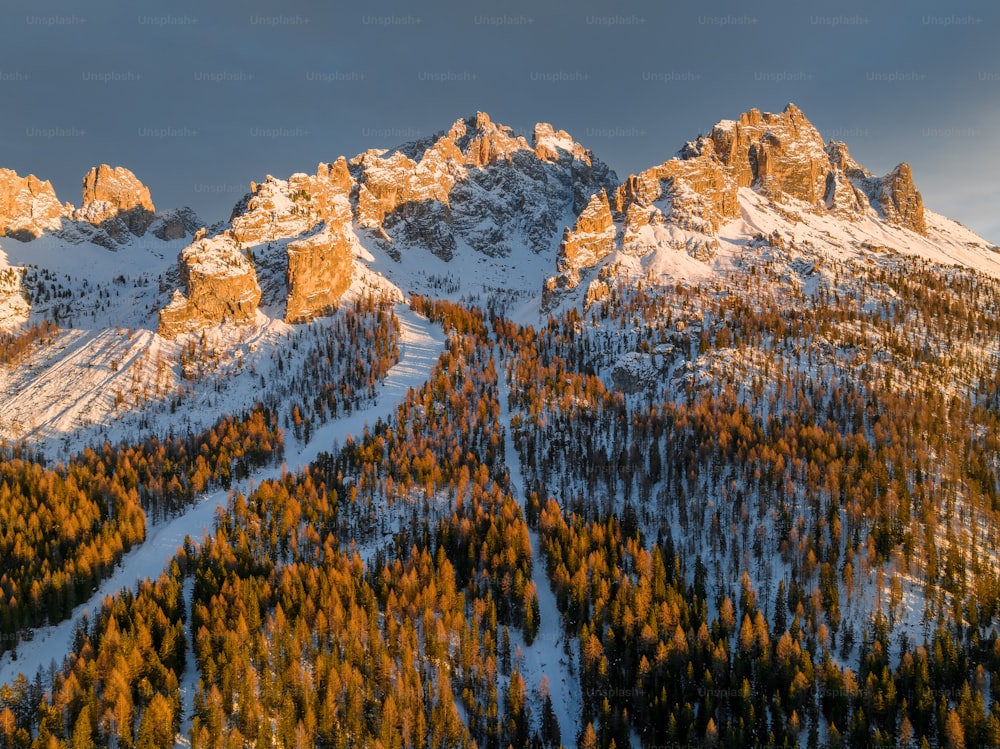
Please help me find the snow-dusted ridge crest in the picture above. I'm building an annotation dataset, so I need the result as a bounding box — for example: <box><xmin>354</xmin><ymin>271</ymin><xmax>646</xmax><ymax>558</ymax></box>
<box><xmin>0</xmin><ymin>103</ymin><xmax>997</xmax><ymax>450</ymax></box>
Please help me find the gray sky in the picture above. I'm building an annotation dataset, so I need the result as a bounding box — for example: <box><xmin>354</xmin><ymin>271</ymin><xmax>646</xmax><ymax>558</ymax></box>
<box><xmin>3</xmin><ymin>0</ymin><xmax>998</xmax><ymax>242</ymax></box>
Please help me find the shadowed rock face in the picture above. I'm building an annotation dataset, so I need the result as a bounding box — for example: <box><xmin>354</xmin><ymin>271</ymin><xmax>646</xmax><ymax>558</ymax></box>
<box><xmin>151</xmin><ymin>207</ymin><xmax>201</xmax><ymax>241</ymax></box>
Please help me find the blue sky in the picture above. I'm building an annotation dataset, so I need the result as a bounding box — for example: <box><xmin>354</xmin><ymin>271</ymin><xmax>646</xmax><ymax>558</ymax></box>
<box><xmin>3</xmin><ymin>0</ymin><xmax>998</xmax><ymax>242</ymax></box>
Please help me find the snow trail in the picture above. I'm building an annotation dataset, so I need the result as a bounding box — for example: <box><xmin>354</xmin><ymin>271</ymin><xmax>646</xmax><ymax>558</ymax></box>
<box><xmin>0</xmin><ymin>304</ymin><xmax>446</xmax><ymax>688</ymax></box>
<box><xmin>497</xmin><ymin>353</ymin><xmax>583</xmax><ymax>745</ymax></box>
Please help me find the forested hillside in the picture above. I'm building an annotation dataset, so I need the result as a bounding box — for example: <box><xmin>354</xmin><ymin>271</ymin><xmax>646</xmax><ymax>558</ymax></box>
<box><xmin>1</xmin><ymin>254</ymin><xmax>998</xmax><ymax>747</ymax></box>
<box><xmin>1</xmin><ymin>106</ymin><xmax>1000</xmax><ymax>748</ymax></box>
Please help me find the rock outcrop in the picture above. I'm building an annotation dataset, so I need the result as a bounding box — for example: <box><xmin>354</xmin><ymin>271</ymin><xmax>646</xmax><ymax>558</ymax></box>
<box><xmin>610</xmin><ymin>104</ymin><xmax>828</xmax><ymax>240</ymax></box>
<box><xmin>285</xmin><ymin>226</ymin><xmax>355</xmax><ymax>323</ymax></box>
<box><xmin>0</xmin><ymin>169</ymin><xmax>66</xmax><ymax>240</ymax></box>
<box><xmin>706</xmin><ymin>105</ymin><xmax>831</xmax><ymax>203</ymax></box>
<box><xmin>350</xmin><ymin>112</ymin><xmax>616</xmax><ymax>259</ymax></box>
<box><xmin>875</xmin><ymin>162</ymin><xmax>926</xmax><ymax>234</ymax></box>
<box><xmin>227</xmin><ymin>164</ymin><xmax>358</xmax><ymax>322</ymax></box>
<box><xmin>150</xmin><ymin>207</ymin><xmax>201</xmax><ymax>241</ymax></box>
<box><xmin>822</xmin><ymin>142</ymin><xmax>872</xmax><ymax>219</ymax></box>
<box><xmin>158</xmin><ymin>234</ymin><xmax>261</xmax><ymax>337</ymax></box>
<box><xmin>74</xmin><ymin>165</ymin><xmax>156</xmax><ymax>242</ymax></box>
<box><xmin>163</xmin><ymin>111</ymin><xmax>615</xmax><ymax>329</ymax></box>
<box><xmin>545</xmin><ymin>103</ymin><xmax>931</xmax><ymax>306</ymax></box>
<box><xmin>823</xmin><ymin>142</ymin><xmax>925</xmax><ymax>232</ymax></box>
<box><xmin>557</xmin><ymin>189</ymin><xmax>615</xmax><ymax>272</ymax></box>
<box><xmin>0</xmin><ymin>164</ymin><xmax>202</xmax><ymax>247</ymax></box>
<box><xmin>611</xmin><ymin>352</ymin><xmax>658</xmax><ymax>394</ymax></box>
<box><xmin>231</xmin><ymin>164</ymin><xmax>354</xmax><ymax>247</ymax></box>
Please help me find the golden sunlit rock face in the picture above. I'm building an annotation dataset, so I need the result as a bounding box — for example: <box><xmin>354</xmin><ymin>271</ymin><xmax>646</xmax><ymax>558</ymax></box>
<box><xmin>557</xmin><ymin>189</ymin><xmax>616</xmax><ymax>273</ymax></box>
<box><xmin>152</xmin><ymin>105</ymin><xmax>932</xmax><ymax>333</ymax></box>
<box><xmin>77</xmin><ymin>164</ymin><xmax>156</xmax><ymax>238</ymax></box>
<box><xmin>0</xmin><ymin>164</ymin><xmax>170</xmax><ymax>245</ymax></box>
<box><xmin>157</xmin><ymin>234</ymin><xmax>262</xmax><ymax>337</ymax></box>
<box><xmin>0</xmin><ymin>169</ymin><xmax>65</xmax><ymax>240</ymax></box>
<box><xmin>876</xmin><ymin>162</ymin><xmax>926</xmax><ymax>234</ymax></box>
<box><xmin>543</xmin><ymin>104</ymin><xmax>929</xmax><ymax>307</ymax></box>
<box><xmin>158</xmin><ymin>111</ymin><xmax>616</xmax><ymax>333</ymax></box>
<box><xmin>285</xmin><ymin>227</ymin><xmax>355</xmax><ymax>323</ymax></box>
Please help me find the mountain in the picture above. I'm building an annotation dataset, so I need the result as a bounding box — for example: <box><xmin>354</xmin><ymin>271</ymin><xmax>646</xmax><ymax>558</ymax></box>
<box><xmin>0</xmin><ymin>103</ymin><xmax>996</xmax><ymax>442</ymax></box>
<box><xmin>1</xmin><ymin>105</ymin><xmax>1000</xmax><ymax>749</ymax></box>
<box><xmin>156</xmin><ymin>111</ymin><xmax>615</xmax><ymax>333</ymax></box>
<box><xmin>545</xmin><ymin>103</ymin><xmax>993</xmax><ymax>307</ymax></box>
<box><xmin>0</xmin><ymin>164</ymin><xmax>199</xmax><ymax>250</ymax></box>
<box><xmin>0</xmin><ymin>102</ymin><xmax>996</xmax><ymax>442</ymax></box>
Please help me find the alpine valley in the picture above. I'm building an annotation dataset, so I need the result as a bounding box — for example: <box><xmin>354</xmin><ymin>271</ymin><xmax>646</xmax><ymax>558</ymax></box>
<box><xmin>0</xmin><ymin>104</ymin><xmax>998</xmax><ymax>749</ymax></box>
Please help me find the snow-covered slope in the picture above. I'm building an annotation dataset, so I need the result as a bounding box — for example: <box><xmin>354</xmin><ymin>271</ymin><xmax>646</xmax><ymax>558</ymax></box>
<box><xmin>0</xmin><ymin>304</ymin><xmax>446</xmax><ymax>688</ymax></box>
<box><xmin>0</xmin><ymin>104</ymin><xmax>996</xmax><ymax>457</ymax></box>
<box><xmin>1</xmin><ymin>104</ymin><xmax>999</xmax><ymax>749</ymax></box>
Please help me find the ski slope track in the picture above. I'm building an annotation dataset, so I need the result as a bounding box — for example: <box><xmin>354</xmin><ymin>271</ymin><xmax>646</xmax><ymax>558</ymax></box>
<box><xmin>497</xmin><ymin>356</ymin><xmax>585</xmax><ymax>747</ymax></box>
<box><xmin>0</xmin><ymin>305</ymin><xmax>446</xmax><ymax>690</ymax></box>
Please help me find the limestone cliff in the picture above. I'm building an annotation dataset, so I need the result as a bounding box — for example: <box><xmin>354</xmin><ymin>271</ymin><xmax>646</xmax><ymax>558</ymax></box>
<box><xmin>706</xmin><ymin>105</ymin><xmax>831</xmax><ymax>203</ymax></box>
<box><xmin>180</xmin><ymin>111</ymin><xmax>615</xmax><ymax>327</ymax></box>
<box><xmin>545</xmin><ymin>103</ymin><xmax>930</xmax><ymax>306</ymax></box>
<box><xmin>351</xmin><ymin>111</ymin><xmax>615</xmax><ymax>259</ymax></box>
<box><xmin>0</xmin><ymin>164</ymin><xmax>202</xmax><ymax>248</ymax></box>
<box><xmin>285</xmin><ymin>226</ymin><xmax>355</xmax><ymax>323</ymax></box>
<box><xmin>0</xmin><ymin>169</ymin><xmax>66</xmax><ymax>240</ymax></box>
<box><xmin>875</xmin><ymin>162</ymin><xmax>926</xmax><ymax>234</ymax></box>
<box><xmin>158</xmin><ymin>234</ymin><xmax>262</xmax><ymax>336</ymax></box>
<box><xmin>557</xmin><ymin>189</ymin><xmax>616</xmax><ymax>272</ymax></box>
<box><xmin>76</xmin><ymin>165</ymin><xmax>156</xmax><ymax>239</ymax></box>
<box><xmin>227</xmin><ymin>162</ymin><xmax>358</xmax><ymax>322</ymax></box>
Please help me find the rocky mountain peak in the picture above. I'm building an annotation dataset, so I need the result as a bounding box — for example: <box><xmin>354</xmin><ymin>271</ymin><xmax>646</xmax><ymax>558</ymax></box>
<box><xmin>545</xmin><ymin>103</ymin><xmax>932</xmax><ymax>307</ymax></box>
<box><xmin>877</xmin><ymin>162</ymin><xmax>926</xmax><ymax>234</ymax></box>
<box><xmin>533</xmin><ymin>122</ymin><xmax>594</xmax><ymax>167</ymax></box>
<box><xmin>0</xmin><ymin>163</ymin><xmax>197</xmax><ymax>248</ymax></box>
<box><xmin>439</xmin><ymin>111</ymin><xmax>531</xmax><ymax>168</ymax></box>
<box><xmin>80</xmin><ymin>165</ymin><xmax>154</xmax><ymax>215</ymax></box>
<box><xmin>76</xmin><ymin>165</ymin><xmax>156</xmax><ymax>239</ymax></box>
<box><xmin>0</xmin><ymin>169</ymin><xmax>66</xmax><ymax>240</ymax></box>
<box><xmin>825</xmin><ymin>140</ymin><xmax>870</xmax><ymax>177</ymax></box>
<box><xmin>347</xmin><ymin>112</ymin><xmax>615</xmax><ymax>258</ymax></box>
<box><xmin>705</xmin><ymin>103</ymin><xmax>830</xmax><ymax>204</ymax></box>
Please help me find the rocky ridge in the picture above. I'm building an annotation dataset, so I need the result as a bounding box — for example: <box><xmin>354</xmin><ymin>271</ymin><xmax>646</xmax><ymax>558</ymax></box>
<box><xmin>0</xmin><ymin>170</ymin><xmax>66</xmax><ymax>241</ymax></box>
<box><xmin>157</xmin><ymin>112</ymin><xmax>615</xmax><ymax>334</ymax></box>
<box><xmin>544</xmin><ymin>104</ymin><xmax>929</xmax><ymax>306</ymax></box>
<box><xmin>157</xmin><ymin>232</ymin><xmax>262</xmax><ymax>337</ymax></box>
<box><xmin>350</xmin><ymin>111</ymin><xmax>616</xmax><ymax>260</ymax></box>
<box><xmin>0</xmin><ymin>164</ymin><xmax>199</xmax><ymax>248</ymax></box>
